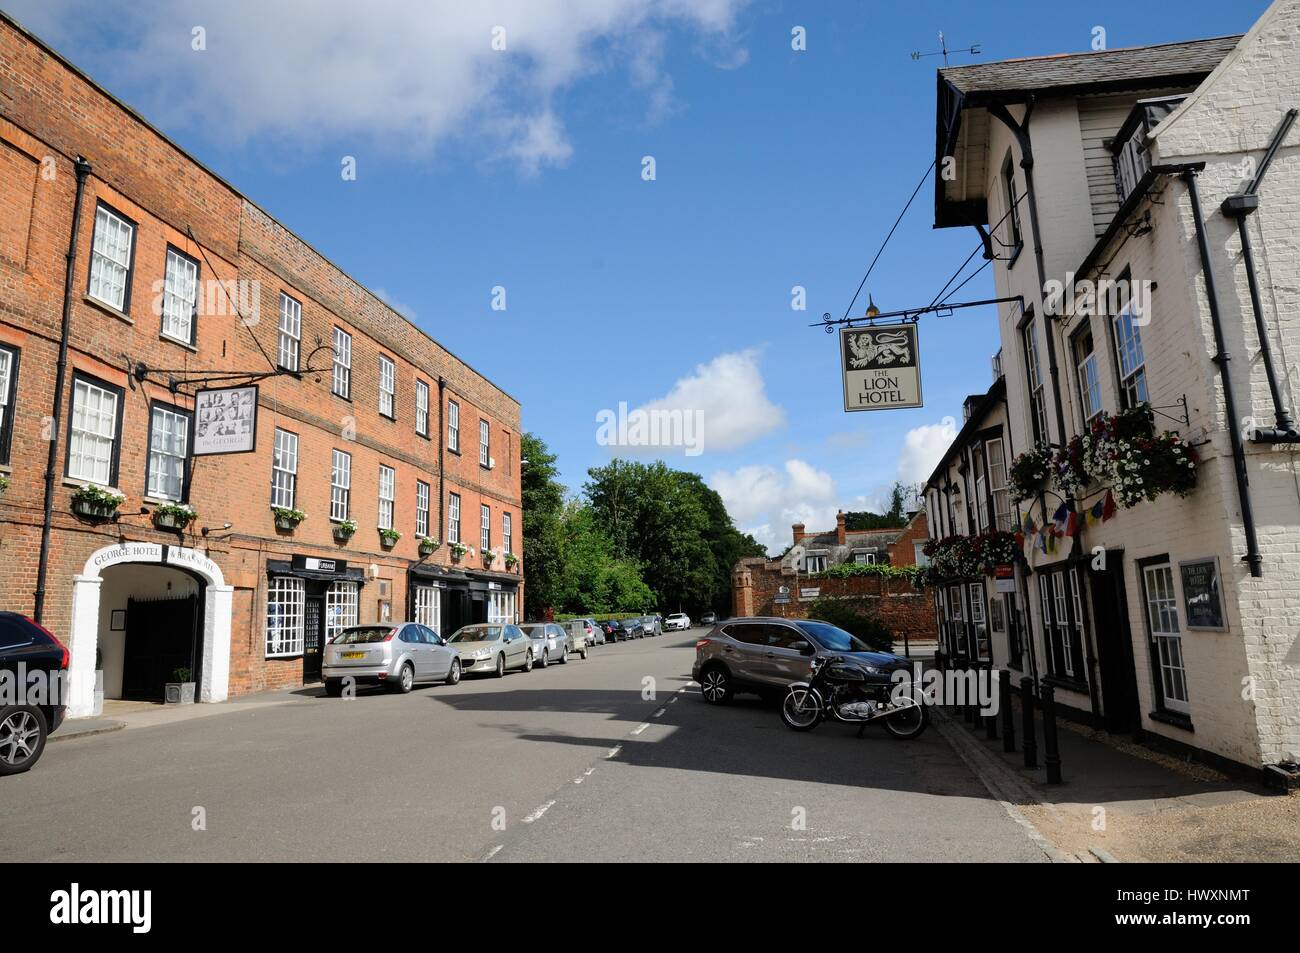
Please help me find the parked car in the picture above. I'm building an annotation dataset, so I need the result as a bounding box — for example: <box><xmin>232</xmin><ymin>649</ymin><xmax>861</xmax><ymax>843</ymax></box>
<box><xmin>0</xmin><ymin>612</ymin><xmax>69</xmax><ymax>776</ymax></box>
<box><xmin>446</xmin><ymin>623</ymin><xmax>534</xmax><ymax>677</ymax></box>
<box><xmin>621</xmin><ymin>618</ymin><xmax>645</xmax><ymax>639</ymax></box>
<box><xmin>323</xmin><ymin>622</ymin><xmax>460</xmax><ymax>696</ymax></box>
<box><xmin>562</xmin><ymin>620</ymin><xmax>592</xmax><ymax>659</ymax></box>
<box><xmin>645</xmin><ymin>616</ymin><xmax>663</xmax><ymax>637</ymax></box>
<box><xmin>520</xmin><ymin>622</ymin><xmax>571</xmax><ymax>667</ymax></box>
<box><xmin>603</xmin><ymin>620</ymin><xmax>631</xmax><ymax>643</ymax></box>
<box><xmin>691</xmin><ymin>617</ymin><xmax>909</xmax><ymax>705</ymax></box>
<box><xmin>576</xmin><ymin>618</ymin><xmax>604</xmax><ymax>646</ymax></box>
<box><xmin>700</xmin><ymin>611</ymin><xmax>717</xmax><ymax>626</ymax></box>
<box><xmin>664</xmin><ymin>612</ymin><xmax>691</xmax><ymax>631</ymax></box>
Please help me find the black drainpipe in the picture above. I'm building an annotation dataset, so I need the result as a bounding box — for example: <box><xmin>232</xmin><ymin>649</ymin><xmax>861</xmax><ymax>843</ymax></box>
<box><xmin>34</xmin><ymin>155</ymin><xmax>92</xmax><ymax>623</ymax></box>
<box><xmin>437</xmin><ymin>376</ymin><xmax>447</xmax><ymax>546</ymax></box>
<box><xmin>1184</xmin><ymin>170</ymin><xmax>1265</xmax><ymax>578</ymax></box>
<box><xmin>1221</xmin><ymin>107</ymin><xmax>1298</xmax><ymax>443</ymax></box>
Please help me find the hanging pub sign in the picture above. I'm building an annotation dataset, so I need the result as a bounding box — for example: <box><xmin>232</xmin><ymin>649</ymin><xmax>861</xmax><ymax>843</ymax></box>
<box><xmin>193</xmin><ymin>384</ymin><xmax>258</xmax><ymax>455</ymax></box>
<box><xmin>1179</xmin><ymin>557</ymin><xmax>1227</xmax><ymax>631</ymax></box>
<box><xmin>840</xmin><ymin>323</ymin><xmax>922</xmax><ymax>412</ymax></box>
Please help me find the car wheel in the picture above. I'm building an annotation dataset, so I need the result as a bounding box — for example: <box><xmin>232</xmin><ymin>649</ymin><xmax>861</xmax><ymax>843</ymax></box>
<box><xmin>581</xmin><ymin>648</ymin><xmax>588</xmax><ymax>660</ymax></box>
<box><xmin>539</xmin><ymin>649</ymin><xmax>548</xmax><ymax>668</ymax></box>
<box><xmin>495</xmin><ymin>654</ymin><xmax>507</xmax><ymax>678</ymax></box>
<box><xmin>392</xmin><ymin>663</ymin><xmax>415</xmax><ymax>694</ymax></box>
<box><xmin>523</xmin><ymin>650</ymin><xmax>534</xmax><ymax>673</ymax></box>
<box><xmin>699</xmin><ymin>666</ymin><xmax>733</xmax><ymax>705</ymax></box>
<box><xmin>445</xmin><ymin>659</ymin><xmax>461</xmax><ymax>686</ymax></box>
<box><xmin>559</xmin><ymin>648</ymin><xmax>568</xmax><ymax>664</ymax></box>
<box><xmin>324</xmin><ymin>679</ymin><xmax>344</xmax><ymax>698</ymax></box>
<box><xmin>0</xmin><ymin>706</ymin><xmax>48</xmax><ymax>775</ymax></box>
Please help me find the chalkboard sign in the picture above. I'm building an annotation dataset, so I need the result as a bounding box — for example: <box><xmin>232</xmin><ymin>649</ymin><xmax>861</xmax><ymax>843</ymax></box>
<box><xmin>1179</xmin><ymin>558</ymin><xmax>1226</xmax><ymax>630</ymax></box>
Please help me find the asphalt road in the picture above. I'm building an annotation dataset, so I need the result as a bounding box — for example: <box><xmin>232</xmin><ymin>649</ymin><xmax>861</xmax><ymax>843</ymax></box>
<box><xmin>0</xmin><ymin>633</ymin><xmax>1047</xmax><ymax>862</ymax></box>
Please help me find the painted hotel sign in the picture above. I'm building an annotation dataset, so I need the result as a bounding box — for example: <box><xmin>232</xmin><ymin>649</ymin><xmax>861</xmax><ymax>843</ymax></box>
<box><xmin>840</xmin><ymin>323</ymin><xmax>922</xmax><ymax>412</ymax></box>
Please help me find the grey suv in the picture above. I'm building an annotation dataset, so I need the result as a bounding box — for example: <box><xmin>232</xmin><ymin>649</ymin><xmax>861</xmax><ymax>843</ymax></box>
<box><xmin>691</xmin><ymin>617</ymin><xmax>908</xmax><ymax>704</ymax></box>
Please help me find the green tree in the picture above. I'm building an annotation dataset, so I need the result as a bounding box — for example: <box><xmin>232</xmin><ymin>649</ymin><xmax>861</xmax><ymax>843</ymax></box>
<box><xmin>520</xmin><ymin>432</ymin><xmax>565</xmax><ymax>618</ymax></box>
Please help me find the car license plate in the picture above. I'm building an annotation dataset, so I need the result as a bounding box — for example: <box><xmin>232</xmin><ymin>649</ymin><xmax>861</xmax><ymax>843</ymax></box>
<box><xmin>342</xmin><ymin>651</ymin><xmax>365</xmax><ymax>660</ymax></box>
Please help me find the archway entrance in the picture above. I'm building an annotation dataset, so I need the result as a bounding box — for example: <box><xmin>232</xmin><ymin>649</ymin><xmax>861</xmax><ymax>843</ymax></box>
<box><xmin>68</xmin><ymin>543</ymin><xmax>233</xmax><ymax>717</ymax></box>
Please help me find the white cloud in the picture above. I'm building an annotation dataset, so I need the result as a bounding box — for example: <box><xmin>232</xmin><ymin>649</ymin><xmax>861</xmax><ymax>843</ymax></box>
<box><xmin>636</xmin><ymin>349</ymin><xmax>785</xmax><ymax>454</ymax></box>
<box><xmin>896</xmin><ymin>416</ymin><xmax>958</xmax><ymax>485</ymax></box>
<box><xmin>710</xmin><ymin>459</ymin><xmax>837</xmax><ymax>554</ymax></box>
<box><xmin>372</xmin><ymin>288</ymin><xmax>416</xmax><ymax>320</ymax></box>
<box><xmin>12</xmin><ymin>0</ymin><xmax>750</xmax><ymax>171</ymax></box>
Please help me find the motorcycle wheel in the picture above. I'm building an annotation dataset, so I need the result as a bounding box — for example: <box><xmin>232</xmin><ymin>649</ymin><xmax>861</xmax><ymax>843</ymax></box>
<box><xmin>781</xmin><ymin>687</ymin><xmax>822</xmax><ymax>732</ymax></box>
<box><xmin>881</xmin><ymin>698</ymin><xmax>929</xmax><ymax>740</ymax></box>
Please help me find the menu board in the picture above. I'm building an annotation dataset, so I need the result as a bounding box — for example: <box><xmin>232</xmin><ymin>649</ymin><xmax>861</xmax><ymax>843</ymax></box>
<box><xmin>1179</xmin><ymin>558</ymin><xmax>1226</xmax><ymax>630</ymax></box>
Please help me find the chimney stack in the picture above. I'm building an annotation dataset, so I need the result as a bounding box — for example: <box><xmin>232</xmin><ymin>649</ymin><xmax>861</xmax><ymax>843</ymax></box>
<box><xmin>836</xmin><ymin>510</ymin><xmax>846</xmax><ymax>546</ymax></box>
<box><xmin>792</xmin><ymin>522</ymin><xmax>806</xmax><ymax>546</ymax></box>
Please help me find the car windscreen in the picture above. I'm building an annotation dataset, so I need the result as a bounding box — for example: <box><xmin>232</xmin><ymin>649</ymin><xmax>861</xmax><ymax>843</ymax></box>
<box><xmin>794</xmin><ymin>621</ymin><xmax>871</xmax><ymax>653</ymax></box>
<box><xmin>334</xmin><ymin>627</ymin><xmax>395</xmax><ymax>644</ymax></box>
<box><xmin>519</xmin><ymin>625</ymin><xmax>544</xmax><ymax>636</ymax></box>
<box><xmin>447</xmin><ymin>626</ymin><xmax>503</xmax><ymax>643</ymax></box>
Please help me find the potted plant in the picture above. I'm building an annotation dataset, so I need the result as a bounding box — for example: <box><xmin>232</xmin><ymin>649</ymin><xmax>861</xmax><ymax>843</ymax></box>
<box><xmin>418</xmin><ymin>536</ymin><xmax>440</xmax><ymax>556</ymax></box>
<box><xmin>0</xmin><ymin>474</ymin><xmax>9</xmax><ymax>496</ymax></box>
<box><xmin>272</xmin><ymin>506</ymin><xmax>306</xmax><ymax>530</ymax></box>
<box><xmin>1009</xmin><ymin>448</ymin><xmax>1053</xmax><ymax>503</ymax></box>
<box><xmin>504</xmin><ymin>552</ymin><xmax>519</xmax><ymax>571</ymax></box>
<box><xmin>333</xmin><ymin>518</ymin><xmax>357</xmax><ymax>542</ymax></box>
<box><xmin>71</xmin><ymin>484</ymin><xmax>125</xmax><ymax>520</ymax></box>
<box><xmin>152</xmin><ymin>501</ymin><xmax>196</xmax><ymax>530</ymax></box>
<box><xmin>482</xmin><ymin>547</ymin><xmax>498</xmax><ymax>567</ymax></box>
<box><xmin>165</xmin><ymin>666</ymin><xmax>196</xmax><ymax>705</ymax></box>
<box><xmin>379</xmin><ymin>527</ymin><xmax>401</xmax><ymax>549</ymax></box>
<box><xmin>449</xmin><ymin>541</ymin><xmax>469</xmax><ymax>562</ymax></box>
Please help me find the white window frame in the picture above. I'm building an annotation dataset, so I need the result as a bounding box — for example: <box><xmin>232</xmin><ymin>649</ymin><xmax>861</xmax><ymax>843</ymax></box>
<box><xmin>1113</xmin><ymin>305</ymin><xmax>1149</xmax><ymax>409</ymax></box>
<box><xmin>415</xmin><ymin>585</ymin><xmax>441</xmax><ymax>632</ymax></box>
<box><xmin>147</xmin><ymin>405</ymin><xmax>190</xmax><ymax>502</ymax></box>
<box><xmin>330</xmin><ymin>449</ymin><xmax>351</xmax><ymax>521</ymax></box>
<box><xmin>277</xmin><ymin>293</ymin><xmax>301</xmax><ymax>371</ymax></box>
<box><xmin>266</xmin><ymin>576</ymin><xmax>305</xmax><ymax>657</ymax></box>
<box><xmin>416</xmin><ymin>480</ymin><xmax>430</xmax><ymax>537</ymax></box>
<box><xmin>448</xmin><ymin>491</ymin><xmax>461</xmax><ymax>543</ymax></box>
<box><xmin>448</xmin><ymin>400</ymin><xmax>460</xmax><ymax>452</ymax></box>
<box><xmin>1075</xmin><ymin>328</ymin><xmax>1103</xmax><ymax>423</ymax></box>
<box><xmin>326</xmin><ymin>581</ymin><xmax>358</xmax><ymax>645</ymax></box>
<box><xmin>68</xmin><ymin>376</ymin><xmax>120</xmax><ymax>485</ymax></box>
<box><xmin>161</xmin><ymin>247</ymin><xmax>199</xmax><ymax>345</ymax></box>
<box><xmin>379</xmin><ymin>355</ymin><xmax>395</xmax><ymax>418</ymax></box>
<box><xmin>853</xmin><ymin>552</ymin><xmax>876</xmax><ymax>565</ymax></box>
<box><xmin>488</xmin><ymin>590</ymin><xmax>516</xmax><ymax>625</ymax></box>
<box><xmin>415</xmin><ymin>379</ymin><xmax>429</xmax><ymax>436</ymax></box>
<box><xmin>503</xmin><ymin>512</ymin><xmax>513</xmax><ymax>554</ymax></box>
<box><xmin>88</xmin><ymin>204</ymin><xmax>134</xmax><ymax>312</ymax></box>
<box><xmin>332</xmin><ymin>327</ymin><xmax>351</xmax><ymax>399</ymax></box>
<box><xmin>804</xmin><ymin>553</ymin><xmax>828</xmax><ymax>573</ymax></box>
<box><xmin>378</xmin><ymin>464</ymin><xmax>395</xmax><ymax>530</ymax></box>
<box><xmin>479</xmin><ymin>419</ymin><xmax>490</xmax><ymax>467</ymax></box>
<box><xmin>1143</xmin><ymin>563</ymin><xmax>1190</xmax><ymax>714</ymax></box>
<box><xmin>481</xmin><ymin>503</ymin><xmax>491</xmax><ymax>552</ymax></box>
<box><xmin>271</xmin><ymin>428</ymin><xmax>298</xmax><ymax>509</ymax></box>
<box><xmin>1023</xmin><ymin>322</ymin><xmax>1049</xmax><ymax>445</ymax></box>
<box><xmin>0</xmin><ymin>345</ymin><xmax>14</xmax><ymax>465</ymax></box>
<box><xmin>986</xmin><ymin>437</ymin><xmax>1011</xmax><ymax>531</ymax></box>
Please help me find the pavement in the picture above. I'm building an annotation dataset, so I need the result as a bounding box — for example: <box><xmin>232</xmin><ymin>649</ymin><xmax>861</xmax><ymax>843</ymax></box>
<box><xmin>935</xmin><ymin>695</ymin><xmax>1300</xmax><ymax>863</ymax></box>
<box><xmin>2</xmin><ymin>634</ymin><xmax>1049</xmax><ymax>863</ymax></box>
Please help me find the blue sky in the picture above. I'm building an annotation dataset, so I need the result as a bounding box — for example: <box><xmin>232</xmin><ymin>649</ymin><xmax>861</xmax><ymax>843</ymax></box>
<box><xmin>7</xmin><ymin>0</ymin><xmax>1268</xmax><ymax>551</ymax></box>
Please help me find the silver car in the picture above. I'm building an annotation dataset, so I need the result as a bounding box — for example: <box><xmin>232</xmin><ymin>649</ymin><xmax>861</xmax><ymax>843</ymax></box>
<box><xmin>447</xmin><ymin>623</ymin><xmax>534</xmax><ymax>677</ymax></box>
<box><xmin>520</xmin><ymin>622</ymin><xmax>570</xmax><ymax>667</ymax></box>
<box><xmin>323</xmin><ymin>622</ymin><xmax>460</xmax><ymax>696</ymax></box>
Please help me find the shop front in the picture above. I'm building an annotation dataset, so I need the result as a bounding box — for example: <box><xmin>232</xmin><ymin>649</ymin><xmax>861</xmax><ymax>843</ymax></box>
<box><xmin>265</xmin><ymin>556</ymin><xmax>366</xmax><ymax>683</ymax></box>
<box><xmin>408</xmin><ymin>565</ymin><xmax>519</xmax><ymax>640</ymax></box>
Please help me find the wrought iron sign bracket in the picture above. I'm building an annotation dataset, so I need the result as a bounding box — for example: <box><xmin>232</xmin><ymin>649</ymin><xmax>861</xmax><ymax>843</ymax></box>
<box><xmin>126</xmin><ymin>343</ymin><xmax>335</xmax><ymax>395</ymax></box>
<box><xmin>814</xmin><ymin>295</ymin><xmax>1024</xmax><ymax>333</ymax></box>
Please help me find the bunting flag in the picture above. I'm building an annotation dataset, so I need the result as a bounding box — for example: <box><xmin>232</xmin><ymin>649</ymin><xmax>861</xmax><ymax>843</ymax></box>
<box><xmin>1102</xmin><ymin>489</ymin><xmax>1117</xmax><ymax>522</ymax></box>
<box><xmin>1051</xmin><ymin>502</ymin><xmax>1069</xmax><ymax>536</ymax></box>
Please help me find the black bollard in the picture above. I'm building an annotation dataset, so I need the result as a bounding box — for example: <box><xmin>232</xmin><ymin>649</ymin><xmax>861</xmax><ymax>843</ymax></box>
<box><xmin>1041</xmin><ymin>683</ymin><xmax>1063</xmax><ymax>784</ymax></box>
<box><xmin>1020</xmin><ymin>676</ymin><xmax>1038</xmax><ymax>768</ymax></box>
<box><xmin>984</xmin><ymin>665</ymin><xmax>998</xmax><ymax>740</ymax></box>
<box><xmin>1000</xmin><ymin>669</ymin><xmax>1015</xmax><ymax>753</ymax></box>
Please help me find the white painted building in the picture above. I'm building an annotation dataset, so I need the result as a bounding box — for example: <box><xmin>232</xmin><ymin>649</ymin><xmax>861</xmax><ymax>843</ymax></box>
<box><xmin>925</xmin><ymin>0</ymin><xmax>1300</xmax><ymax>782</ymax></box>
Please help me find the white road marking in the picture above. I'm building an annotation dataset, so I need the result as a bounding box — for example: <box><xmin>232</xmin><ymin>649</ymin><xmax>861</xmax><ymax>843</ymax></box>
<box><xmin>631</xmin><ymin>723</ymin><xmax>650</xmax><ymax>735</ymax></box>
<box><xmin>668</xmin><ymin>696</ymin><xmax>679</xmax><ymax>705</ymax></box>
<box><xmin>573</xmin><ymin>768</ymin><xmax>596</xmax><ymax>784</ymax></box>
<box><xmin>523</xmin><ymin>800</ymin><xmax>556</xmax><ymax>824</ymax></box>
<box><xmin>651</xmin><ymin>707</ymin><xmax>667</xmax><ymax>718</ymax></box>
<box><xmin>606</xmin><ymin>745</ymin><xmax>622</xmax><ymax>759</ymax></box>
<box><xmin>483</xmin><ymin>844</ymin><xmax>503</xmax><ymax>861</ymax></box>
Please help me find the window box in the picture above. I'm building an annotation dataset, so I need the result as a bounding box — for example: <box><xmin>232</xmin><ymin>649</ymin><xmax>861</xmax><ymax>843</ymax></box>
<box><xmin>71</xmin><ymin>484</ymin><xmax>125</xmax><ymax>521</ymax></box>
<box><xmin>482</xmin><ymin>548</ymin><xmax>498</xmax><ymax>567</ymax></box>
<box><xmin>379</xmin><ymin>528</ymin><xmax>401</xmax><ymax>549</ymax></box>
<box><xmin>418</xmin><ymin>536</ymin><xmax>440</xmax><ymax>556</ymax></box>
<box><xmin>449</xmin><ymin>541</ymin><xmax>469</xmax><ymax>562</ymax></box>
<box><xmin>504</xmin><ymin>553</ymin><xmax>519</xmax><ymax>572</ymax></box>
<box><xmin>272</xmin><ymin>506</ymin><xmax>306</xmax><ymax>531</ymax></box>
<box><xmin>152</xmin><ymin>502</ymin><xmax>196</xmax><ymax>531</ymax></box>
<box><xmin>333</xmin><ymin>518</ymin><xmax>357</xmax><ymax>542</ymax></box>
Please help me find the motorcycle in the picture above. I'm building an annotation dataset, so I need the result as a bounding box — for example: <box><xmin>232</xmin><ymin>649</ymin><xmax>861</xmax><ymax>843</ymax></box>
<box><xmin>780</xmin><ymin>654</ymin><xmax>928</xmax><ymax>740</ymax></box>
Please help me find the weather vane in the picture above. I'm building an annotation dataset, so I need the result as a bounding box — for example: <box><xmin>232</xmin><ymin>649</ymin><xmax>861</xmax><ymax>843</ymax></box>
<box><xmin>910</xmin><ymin>31</ymin><xmax>981</xmax><ymax>67</ymax></box>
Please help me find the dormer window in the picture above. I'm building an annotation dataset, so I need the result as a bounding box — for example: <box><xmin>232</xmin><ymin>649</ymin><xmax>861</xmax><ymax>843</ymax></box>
<box><xmin>1109</xmin><ymin>96</ymin><xmax>1187</xmax><ymax>204</ymax></box>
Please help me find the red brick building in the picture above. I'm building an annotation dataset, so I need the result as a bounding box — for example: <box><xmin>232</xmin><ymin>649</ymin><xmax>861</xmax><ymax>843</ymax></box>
<box><xmin>731</xmin><ymin>511</ymin><xmax>936</xmax><ymax>645</ymax></box>
<box><xmin>0</xmin><ymin>12</ymin><xmax>522</xmax><ymax>716</ymax></box>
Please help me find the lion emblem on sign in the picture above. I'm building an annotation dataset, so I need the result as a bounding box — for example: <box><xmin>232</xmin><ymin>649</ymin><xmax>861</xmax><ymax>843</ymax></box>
<box><xmin>847</xmin><ymin>329</ymin><xmax>911</xmax><ymax>368</ymax></box>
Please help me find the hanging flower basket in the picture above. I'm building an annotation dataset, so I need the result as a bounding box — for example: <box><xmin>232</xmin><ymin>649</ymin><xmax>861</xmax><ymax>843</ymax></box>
<box><xmin>379</xmin><ymin>528</ymin><xmax>401</xmax><ymax>549</ymax></box>
<box><xmin>272</xmin><ymin>506</ymin><xmax>306</xmax><ymax>530</ymax></box>
<box><xmin>449</xmin><ymin>542</ymin><xmax>469</xmax><ymax>561</ymax></box>
<box><xmin>333</xmin><ymin>518</ymin><xmax>357</xmax><ymax>542</ymax></box>
<box><xmin>482</xmin><ymin>548</ymin><xmax>498</xmax><ymax>567</ymax></box>
<box><xmin>418</xmin><ymin>536</ymin><xmax>440</xmax><ymax>556</ymax></box>
<box><xmin>152</xmin><ymin>502</ymin><xmax>196</xmax><ymax>531</ymax></box>
<box><xmin>71</xmin><ymin>484</ymin><xmax>125</xmax><ymax>521</ymax></box>
<box><xmin>1009</xmin><ymin>447</ymin><xmax>1053</xmax><ymax>503</ymax></box>
<box><xmin>504</xmin><ymin>553</ymin><xmax>519</xmax><ymax>571</ymax></box>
